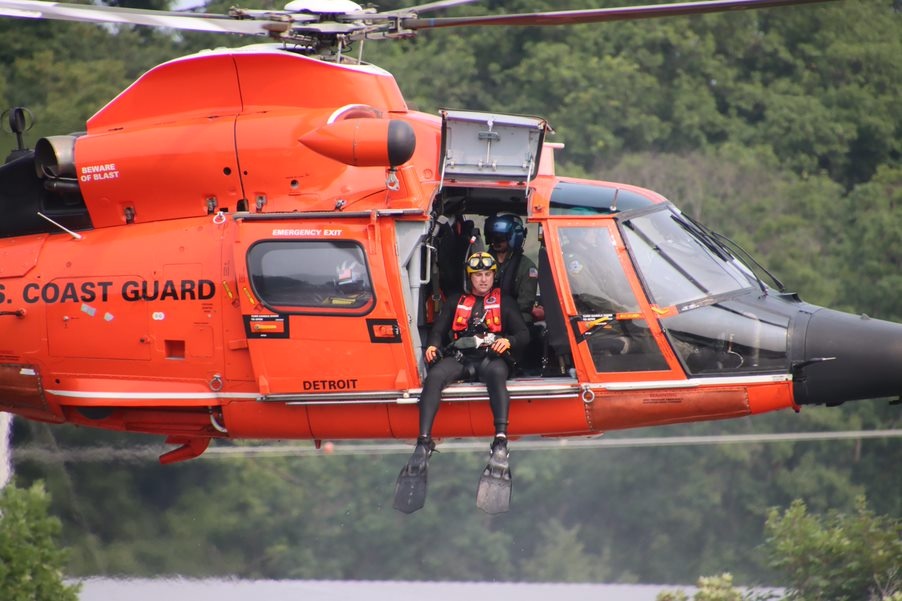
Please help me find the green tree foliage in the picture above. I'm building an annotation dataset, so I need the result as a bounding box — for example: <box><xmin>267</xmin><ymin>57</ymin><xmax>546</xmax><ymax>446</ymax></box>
<box><xmin>840</xmin><ymin>166</ymin><xmax>902</xmax><ymax>321</ymax></box>
<box><xmin>2</xmin><ymin>0</ymin><xmax>900</xmax><ymax>587</ymax></box>
<box><xmin>657</xmin><ymin>573</ymin><xmax>772</xmax><ymax>601</ymax></box>
<box><xmin>0</xmin><ymin>481</ymin><xmax>80</xmax><ymax>601</ymax></box>
<box><xmin>519</xmin><ymin>518</ymin><xmax>611</xmax><ymax>581</ymax></box>
<box><xmin>368</xmin><ymin>1</ymin><xmax>901</xmax><ymax>191</ymax></box>
<box><xmin>659</xmin><ymin>498</ymin><xmax>902</xmax><ymax>601</ymax></box>
<box><xmin>764</xmin><ymin>497</ymin><xmax>901</xmax><ymax>601</ymax></box>
<box><xmin>0</xmin><ymin>16</ymin><xmax>183</xmax><ymax>159</ymax></box>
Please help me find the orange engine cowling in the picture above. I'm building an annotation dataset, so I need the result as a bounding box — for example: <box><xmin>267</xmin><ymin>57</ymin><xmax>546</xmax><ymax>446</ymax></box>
<box><xmin>300</xmin><ymin>119</ymin><xmax>416</xmax><ymax>167</ymax></box>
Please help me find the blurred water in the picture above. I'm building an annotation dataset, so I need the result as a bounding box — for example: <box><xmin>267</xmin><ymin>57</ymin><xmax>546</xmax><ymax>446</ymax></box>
<box><xmin>76</xmin><ymin>578</ymin><xmax>695</xmax><ymax>601</ymax></box>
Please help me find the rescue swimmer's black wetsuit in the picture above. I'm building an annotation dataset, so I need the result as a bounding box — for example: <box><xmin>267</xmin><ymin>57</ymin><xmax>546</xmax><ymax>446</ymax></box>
<box><xmin>419</xmin><ymin>290</ymin><xmax>529</xmax><ymax>437</ymax></box>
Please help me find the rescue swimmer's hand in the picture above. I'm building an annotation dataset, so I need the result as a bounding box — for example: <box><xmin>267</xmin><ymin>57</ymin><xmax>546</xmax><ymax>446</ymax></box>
<box><xmin>425</xmin><ymin>346</ymin><xmax>438</xmax><ymax>364</ymax></box>
<box><xmin>490</xmin><ymin>338</ymin><xmax>511</xmax><ymax>355</ymax></box>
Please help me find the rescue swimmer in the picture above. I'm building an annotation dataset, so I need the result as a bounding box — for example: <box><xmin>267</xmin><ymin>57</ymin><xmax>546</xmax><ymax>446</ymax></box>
<box><xmin>394</xmin><ymin>251</ymin><xmax>529</xmax><ymax>515</ymax></box>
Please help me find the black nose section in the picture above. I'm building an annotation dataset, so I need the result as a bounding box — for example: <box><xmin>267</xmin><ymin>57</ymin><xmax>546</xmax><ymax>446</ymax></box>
<box><xmin>792</xmin><ymin>307</ymin><xmax>902</xmax><ymax>406</ymax></box>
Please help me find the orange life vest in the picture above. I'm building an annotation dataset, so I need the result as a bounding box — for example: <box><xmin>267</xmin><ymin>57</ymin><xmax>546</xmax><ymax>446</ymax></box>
<box><xmin>452</xmin><ymin>288</ymin><xmax>503</xmax><ymax>334</ymax></box>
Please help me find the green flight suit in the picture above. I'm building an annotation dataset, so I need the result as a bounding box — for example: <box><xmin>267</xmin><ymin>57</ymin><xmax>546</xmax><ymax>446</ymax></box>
<box><xmin>491</xmin><ymin>249</ymin><xmax>539</xmax><ymax>324</ymax></box>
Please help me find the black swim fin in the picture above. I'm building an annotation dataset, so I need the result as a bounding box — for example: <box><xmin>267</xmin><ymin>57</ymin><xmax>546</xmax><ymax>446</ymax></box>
<box><xmin>393</xmin><ymin>437</ymin><xmax>435</xmax><ymax>514</ymax></box>
<box><xmin>476</xmin><ymin>437</ymin><xmax>512</xmax><ymax>514</ymax></box>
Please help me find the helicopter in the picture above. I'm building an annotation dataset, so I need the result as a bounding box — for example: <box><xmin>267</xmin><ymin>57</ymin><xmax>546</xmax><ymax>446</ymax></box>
<box><xmin>0</xmin><ymin>0</ymin><xmax>899</xmax><ymax>512</ymax></box>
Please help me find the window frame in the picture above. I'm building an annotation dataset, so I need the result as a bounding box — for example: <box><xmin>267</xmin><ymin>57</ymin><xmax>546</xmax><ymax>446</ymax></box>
<box><xmin>246</xmin><ymin>239</ymin><xmax>376</xmax><ymax>316</ymax></box>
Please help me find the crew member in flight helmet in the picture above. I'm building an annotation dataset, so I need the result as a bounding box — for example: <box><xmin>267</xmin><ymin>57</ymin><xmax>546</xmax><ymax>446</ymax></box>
<box><xmin>485</xmin><ymin>214</ymin><xmax>538</xmax><ymax>324</ymax></box>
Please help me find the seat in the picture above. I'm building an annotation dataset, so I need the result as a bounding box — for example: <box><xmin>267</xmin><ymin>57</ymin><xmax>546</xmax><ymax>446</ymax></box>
<box><xmin>537</xmin><ymin>246</ymin><xmax>573</xmax><ymax>375</ymax></box>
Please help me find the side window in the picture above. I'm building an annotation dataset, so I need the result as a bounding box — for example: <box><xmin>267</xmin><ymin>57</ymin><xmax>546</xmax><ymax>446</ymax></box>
<box><xmin>247</xmin><ymin>240</ymin><xmax>374</xmax><ymax>313</ymax></box>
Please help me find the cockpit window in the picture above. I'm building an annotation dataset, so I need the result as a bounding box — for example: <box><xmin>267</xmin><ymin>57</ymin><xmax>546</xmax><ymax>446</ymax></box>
<box><xmin>549</xmin><ymin>181</ymin><xmax>654</xmax><ymax>215</ymax></box>
<box><xmin>558</xmin><ymin>225</ymin><xmax>669</xmax><ymax>373</ymax></box>
<box><xmin>621</xmin><ymin>207</ymin><xmax>756</xmax><ymax>307</ymax></box>
<box><xmin>663</xmin><ymin>299</ymin><xmax>790</xmax><ymax>374</ymax></box>
<box><xmin>560</xmin><ymin>227</ymin><xmax>639</xmax><ymax>314</ymax></box>
<box><xmin>247</xmin><ymin>240</ymin><xmax>374</xmax><ymax>313</ymax></box>
<box><xmin>620</xmin><ymin>206</ymin><xmax>790</xmax><ymax>375</ymax></box>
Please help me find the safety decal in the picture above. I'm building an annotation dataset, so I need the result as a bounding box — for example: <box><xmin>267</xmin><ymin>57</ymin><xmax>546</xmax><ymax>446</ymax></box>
<box><xmin>244</xmin><ymin>314</ymin><xmax>289</xmax><ymax>339</ymax></box>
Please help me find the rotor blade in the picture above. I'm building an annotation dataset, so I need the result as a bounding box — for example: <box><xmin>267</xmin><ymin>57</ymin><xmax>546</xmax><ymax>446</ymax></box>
<box><xmin>0</xmin><ymin>0</ymin><xmax>302</xmax><ymax>35</ymax></box>
<box><xmin>402</xmin><ymin>0</ymin><xmax>838</xmax><ymax>29</ymax></box>
<box><xmin>377</xmin><ymin>0</ymin><xmax>479</xmax><ymax>15</ymax></box>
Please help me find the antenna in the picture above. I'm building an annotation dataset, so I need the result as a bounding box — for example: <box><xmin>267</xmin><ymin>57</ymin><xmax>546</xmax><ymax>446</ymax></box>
<box><xmin>37</xmin><ymin>212</ymin><xmax>84</xmax><ymax>240</ymax></box>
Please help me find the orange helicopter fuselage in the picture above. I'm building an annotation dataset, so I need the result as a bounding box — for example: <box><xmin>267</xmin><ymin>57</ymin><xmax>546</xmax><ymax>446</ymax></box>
<box><xmin>8</xmin><ymin>45</ymin><xmax>897</xmax><ymax>463</ymax></box>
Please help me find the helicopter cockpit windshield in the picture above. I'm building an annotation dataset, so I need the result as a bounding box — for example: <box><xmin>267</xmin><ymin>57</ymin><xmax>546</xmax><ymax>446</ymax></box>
<box><xmin>622</xmin><ymin>206</ymin><xmax>758</xmax><ymax>307</ymax></box>
<box><xmin>621</xmin><ymin>205</ymin><xmax>792</xmax><ymax>376</ymax></box>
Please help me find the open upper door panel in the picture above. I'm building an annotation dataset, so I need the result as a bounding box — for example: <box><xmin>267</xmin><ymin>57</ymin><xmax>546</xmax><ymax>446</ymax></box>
<box><xmin>439</xmin><ymin>110</ymin><xmax>549</xmax><ymax>187</ymax></box>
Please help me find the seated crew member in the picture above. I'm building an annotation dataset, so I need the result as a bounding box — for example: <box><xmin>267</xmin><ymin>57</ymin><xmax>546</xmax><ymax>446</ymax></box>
<box><xmin>485</xmin><ymin>214</ymin><xmax>539</xmax><ymax>324</ymax></box>
<box><xmin>398</xmin><ymin>252</ymin><xmax>529</xmax><ymax>508</ymax></box>
<box><xmin>562</xmin><ymin>228</ymin><xmax>636</xmax><ymax>358</ymax></box>
<box><xmin>323</xmin><ymin>259</ymin><xmax>371</xmax><ymax>307</ymax></box>
<box><xmin>434</xmin><ymin>212</ymin><xmax>480</xmax><ymax>298</ymax></box>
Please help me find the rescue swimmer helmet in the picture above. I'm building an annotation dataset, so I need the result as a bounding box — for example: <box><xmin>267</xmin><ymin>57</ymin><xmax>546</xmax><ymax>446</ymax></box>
<box><xmin>465</xmin><ymin>251</ymin><xmax>497</xmax><ymax>274</ymax></box>
<box><xmin>485</xmin><ymin>214</ymin><xmax>526</xmax><ymax>251</ymax></box>
<box><xmin>336</xmin><ymin>259</ymin><xmax>368</xmax><ymax>294</ymax></box>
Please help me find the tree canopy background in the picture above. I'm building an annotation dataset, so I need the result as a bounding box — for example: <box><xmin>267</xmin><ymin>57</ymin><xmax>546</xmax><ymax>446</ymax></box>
<box><xmin>2</xmin><ymin>0</ymin><xmax>900</xmax><ymax>587</ymax></box>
